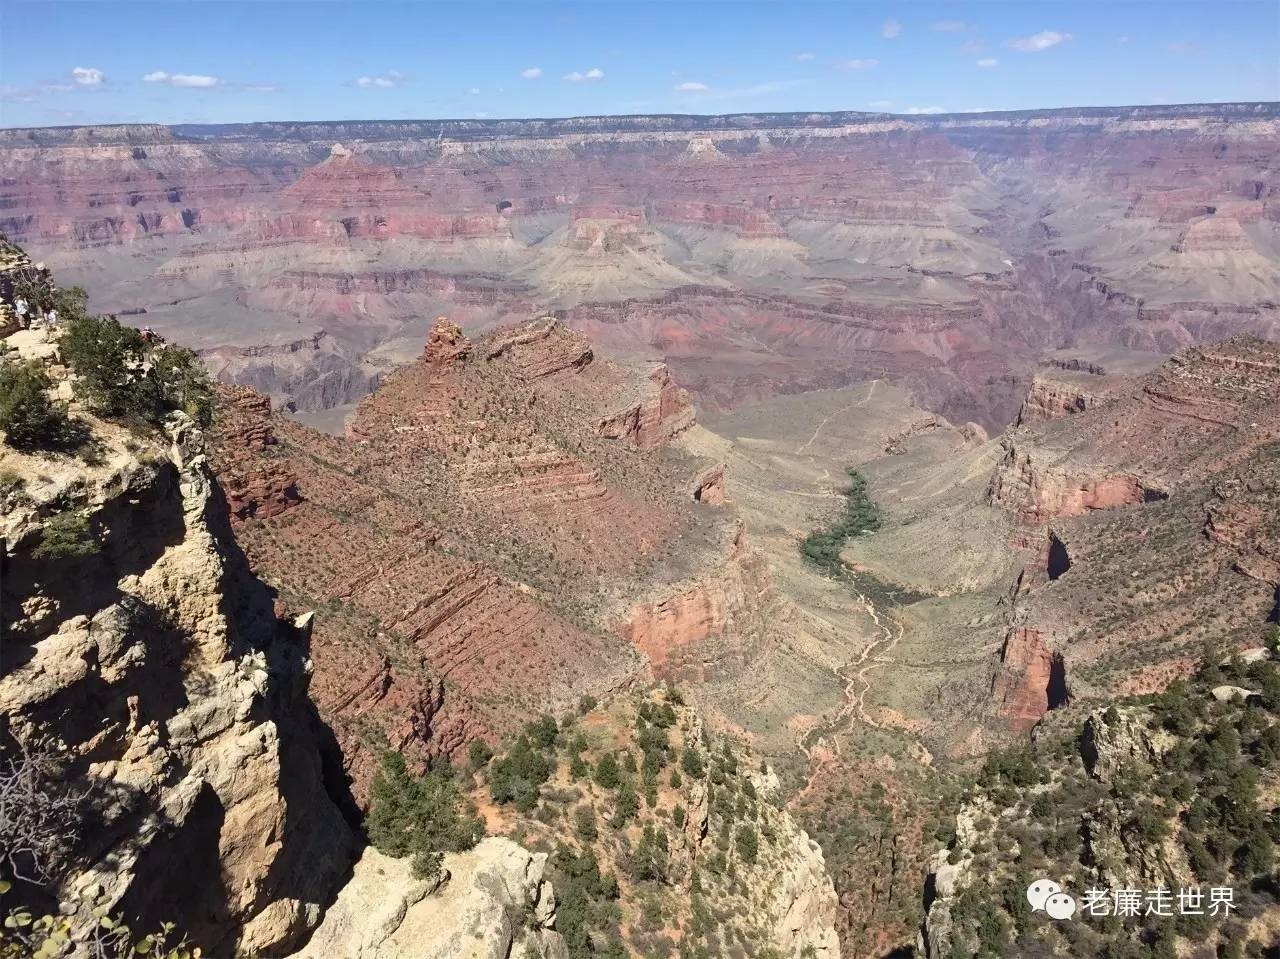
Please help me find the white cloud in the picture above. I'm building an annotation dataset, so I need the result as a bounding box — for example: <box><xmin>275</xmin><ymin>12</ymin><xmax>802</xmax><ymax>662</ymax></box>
<box><xmin>71</xmin><ymin>67</ymin><xmax>104</xmax><ymax>86</ymax></box>
<box><xmin>1167</xmin><ymin>42</ymin><xmax>1202</xmax><ymax>55</ymax></box>
<box><xmin>468</xmin><ymin>87</ymin><xmax>481</xmax><ymax>95</ymax></box>
<box><xmin>869</xmin><ymin>99</ymin><xmax>893</xmax><ymax>110</ymax></box>
<box><xmin>794</xmin><ymin>52</ymin><xmax>816</xmax><ymax>62</ymax></box>
<box><xmin>675</xmin><ymin>81</ymin><xmax>710</xmax><ymax>92</ymax></box>
<box><xmin>1005</xmin><ymin>30</ymin><xmax>1073</xmax><ymax>52</ymax></box>
<box><xmin>931</xmin><ymin>20</ymin><xmax>973</xmax><ymax>33</ymax></box>
<box><xmin>905</xmin><ymin>105</ymin><xmax>946</xmax><ymax>114</ymax></box>
<box><xmin>976</xmin><ymin>58</ymin><xmax>999</xmax><ymax>67</ymax></box>
<box><xmin>144</xmin><ymin>71</ymin><xmax>221</xmax><ymax>88</ymax></box>
<box><xmin>563</xmin><ymin>68</ymin><xmax>605</xmax><ymax>82</ymax></box>
<box><xmin>684</xmin><ymin>79</ymin><xmax>810</xmax><ymax>102</ymax></box>
<box><xmin>1117</xmin><ymin>35</ymin><xmax>1131</xmax><ymax>44</ymax></box>
<box><xmin>172</xmin><ymin>74</ymin><xmax>219</xmax><ymax>88</ymax></box>
<box><xmin>356</xmin><ymin>71</ymin><xmax>404</xmax><ymax>89</ymax></box>
<box><xmin>520</xmin><ymin>67</ymin><xmax>543</xmax><ymax>79</ymax></box>
<box><xmin>838</xmin><ymin>58</ymin><xmax>879</xmax><ymax>70</ymax></box>
<box><xmin>881</xmin><ymin>19</ymin><xmax>902</xmax><ymax>39</ymax></box>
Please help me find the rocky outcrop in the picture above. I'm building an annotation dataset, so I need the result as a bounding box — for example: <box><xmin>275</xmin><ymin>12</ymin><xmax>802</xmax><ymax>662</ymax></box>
<box><xmin>691</xmin><ymin>462</ymin><xmax>728</xmax><ymax>504</ymax></box>
<box><xmin>209</xmin><ymin>386</ymin><xmax>303</xmax><ymax>523</ymax></box>
<box><xmin>0</xmin><ymin>236</ymin><xmax>45</xmax><ymax>336</ymax></box>
<box><xmin>767</xmin><ymin>828</ymin><xmax>844</xmax><ymax>958</ymax></box>
<box><xmin>288</xmin><ymin>839</ymin><xmax>563</xmax><ymax>959</ymax></box>
<box><xmin>595</xmin><ymin>364</ymin><xmax>695</xmax><ymax>449</ymax></box>
<box><xmin>482</xmin><ymin>317</ymin><xmax>592</xmax><ymax>377</ymax></box>
<box><xmin>0</xmin><ymin>410</ymin><xmax>355</xmax><ymax>955</ymax></box>
<box><xmin>620</xmin><ymin>525</ymin><xmax>774</xmax><ymax>681</ymax></box>
<box><xmin>987</xmin><ymin>438</ymin><xmax>1166</xmax><ymax>523</ymax></box>
<box><xmin>1080</xmin><ymin>706</ymin><xmax>1171</xmax><ymax>782</ymax></box>
<box><xmin>1014</xmin><ymin>375</ymin><xmax>1106</xmax><ymax>425</ymax></box>
<box><xmin>989</xmin><ymin>627</ymin><xmax>1068</xmax><ymax>733</ymax></box>
<box><xmin>424</xmin><ymin>316</ymin><xmax>471</xmax><ymax>370</ymax></box>
<box><xmin>919</xmin><ymin>802</ymin><xmax>987</xmax><ymax>959</ymax></box>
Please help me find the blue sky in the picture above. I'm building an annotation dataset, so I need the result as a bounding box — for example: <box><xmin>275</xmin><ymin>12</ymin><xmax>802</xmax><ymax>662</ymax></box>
<box><xmin>1</xmin><ymin>0</ymin><xmax>1276</xmax><ymax>127</ymax></box>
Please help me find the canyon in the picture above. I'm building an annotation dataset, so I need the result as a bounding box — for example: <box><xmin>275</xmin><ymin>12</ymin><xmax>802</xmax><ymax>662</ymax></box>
<box><xmin>3</xmin><ymin>99</ymin><xmax>1280</xmax><ymax>959</ymax></box>
<box><xmin>2</xmin><ymin>102</ymin><xmax>1276</xmax><ymax>434</ymax></box>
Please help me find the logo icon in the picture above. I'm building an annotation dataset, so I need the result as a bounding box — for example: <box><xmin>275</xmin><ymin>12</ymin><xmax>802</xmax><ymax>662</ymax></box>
<box><xmin>1028</xmin><ymin>879</ymin><xmax>1076</xmax><ymax>920</ymax></box>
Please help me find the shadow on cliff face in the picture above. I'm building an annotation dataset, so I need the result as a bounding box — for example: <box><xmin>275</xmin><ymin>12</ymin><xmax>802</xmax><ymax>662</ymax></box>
<box><xmin>206</xmin><ymin>481</ymin><xmax>360</xmax><ymax>955</ymax></box>
<box><xmin>1047</xmin><ymin>654</ymin><xmax>1070</xmax><ymax>712</ymax></box>
<box><xmin>1</xmin><ymin>461</ymin><xmax>188</xmax><ymax>676</ymax></box>
<box><xmin>1047</xmin><ymin>532</ymin><xmax>1071</xmax><ymax>581</ymax></box>
<box><xmin>116</xmin><ymin>782</ymin><xmax>232</xmax><ymax>951</ymax></box>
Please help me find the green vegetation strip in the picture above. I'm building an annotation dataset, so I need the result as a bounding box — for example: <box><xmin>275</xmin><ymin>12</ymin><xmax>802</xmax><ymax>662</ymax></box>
<box><xmin>799</xmin><ymin>468</ymin><xmax>881</xmax><ymax>577</ymax></box>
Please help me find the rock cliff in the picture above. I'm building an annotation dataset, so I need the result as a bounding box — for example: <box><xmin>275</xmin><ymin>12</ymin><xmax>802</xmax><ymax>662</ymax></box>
<box><xmin>0</xmin><ymin>371</ymin><xmax>355</xmax><ymax>953</ymax></box>
<box><xmin>288</xmin><ymin>839</ymin><xmax>563</xmax><ymax>959</ymax></box>
<box><xmin>207</xmin><ymin>315</ymin><xmax>763</xmax><ymax>804</ymax></box>
<box><xmin>922</xmin><ymin>654</ymin><xmax>1280</xmax><ymax>957</ymax></box>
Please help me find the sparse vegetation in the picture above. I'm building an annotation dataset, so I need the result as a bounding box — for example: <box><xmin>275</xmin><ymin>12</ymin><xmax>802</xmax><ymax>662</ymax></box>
<box><xmin>473</xmin><ymin>689</ymin><xmax>801</xmax><ymax>957</ymax></box>
<box><xmin>1</xmin><ymin>882</ymin><xmax>201</xmax><ymax>959</ymax></box>
<box><xmin>933</xmin><ymin>652</ymin><xmax>1280</xmax><ymax>957</ymax></box>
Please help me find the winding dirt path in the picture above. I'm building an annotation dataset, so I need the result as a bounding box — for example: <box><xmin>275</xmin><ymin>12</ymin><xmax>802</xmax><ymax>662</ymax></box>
<box><xmin>794</xmin><ymin>380</ymin><xmax>879</xmax><ymax>456</ymax></box>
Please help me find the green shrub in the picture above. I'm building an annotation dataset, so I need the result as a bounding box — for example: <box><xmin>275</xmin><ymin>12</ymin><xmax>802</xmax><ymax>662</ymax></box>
<box><xmin>32</xmin><ymin>512</ymin><xmax>99</xmax><ymax>559</ymax></box>
<box><xmin>594</xmin><ymin>752</ymin><xmax>621</xmax><ymax>789</ymax></box>
<box><xmin>489</xmin><ymin>736</ymin><xmax>553</xmax><ymax>811</ymax></box>
<box><xmin>0</xmin><ymin>360</ymin><xmax>77</xmax><ymax>451</ymax></box>
<box><xmin>467</xmin><ymin>739</ymin><xmax>493</xmax><ymax>770</ymax></box>
<box><xmin>614</xmin><ymin>783</ymin><xmax>638</xmax><ymax>827</ymax></box>
<box><xmin>574</xmin><ymin>805</ymin><xmax>598</xmax><ymax>842</ymax></box>
<box><xmin>366</xmin><ymin>751</ymin><xmax>483</xmax><ymax>881</ymax></box>
<box><xmin>61</xmin><ymin>314</ymin><xmax>213</xmax><ymax>427</ymax></box>
<box><xmin>681</xmin><ymin>747</ymin><xmax>705</xmax><ymax>779</ymax></box>
<box><xmin>527</xmin><ymin>714</ymin><xmax>558</xmax><ymax>749</ymax></box>
<box><xmin>633</xmin><ymin>825</ymin><xmax>670</xmax><ymax>882</ymax></box>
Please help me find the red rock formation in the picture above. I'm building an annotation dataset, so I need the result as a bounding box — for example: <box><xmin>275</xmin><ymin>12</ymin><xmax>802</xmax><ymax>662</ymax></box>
<box><xmin>988</xmin><ymin>442</ymin><xmax>1163</xmax><ymax>524</ymax></box>
<box><xmin>482</xmin><ymin>318</ymin><xmax>594</xmax><ymax>377</ymax></box>
<box><xmin>6</xmin><ymin>107</ymin><xmax>1273</xmax><ymax>428</ymax></box>
<box><xmin>595</xmin><ymin>364</ymin><xmax>695</xmax><ymax>448</ymax></box>
<box><xmin>619</xmin><ymin>525</ymin><xmax>773</xmax><ymax>681</ymax></box>
<box><xmin>208</xmin><ymin>386</ymin><xmax>302</xmax><ymax>522</ymax></box>
<box><xmin>692</xmin><ymin>463</ymin><xmax>728</xmax><ymax>505</ymax></box>
<box><xmin>1014</xmin><ymin>376</ymin><xmax>1107</xmax><ymax>425</ymax></box>
<box><xmin>425</xmin><ymin>315</ymin><xmax>471</xmax><ymax>369</ymax></box>
<box><xmin>990</xmin><ymin>627</ymin><xmax>1067</xmax><ymax>734</ymax></box>
<box><xmin>985</xmin><ymin>337</ymin><xmax>1280</xmax><ymax>721</ymax></box>
<box><xmin>208</xmin><ymin>314</ymin><xmax>743</xmax><ymax>800</ymax></box>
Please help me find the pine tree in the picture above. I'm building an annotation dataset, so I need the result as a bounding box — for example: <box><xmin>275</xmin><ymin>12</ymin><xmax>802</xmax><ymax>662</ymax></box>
<box><xmin>365</xmin><ymin>751</ymin><xmax>484</xmax><ymax>881</ymax></box>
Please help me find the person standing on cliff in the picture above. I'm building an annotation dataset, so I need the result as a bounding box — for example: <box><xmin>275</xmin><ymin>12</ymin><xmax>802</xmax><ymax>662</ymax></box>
<box><xmin>14</xmin><ymin>296</ymin><xmax>28</xmax><ymax>327</ymax></box>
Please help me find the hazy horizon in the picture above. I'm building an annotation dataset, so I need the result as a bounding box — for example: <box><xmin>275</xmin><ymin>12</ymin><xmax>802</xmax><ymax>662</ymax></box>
<box><xmin>4</xmin><ymin>99</ymin><xmax>1278</xmax><ymax>134</ymax></box>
